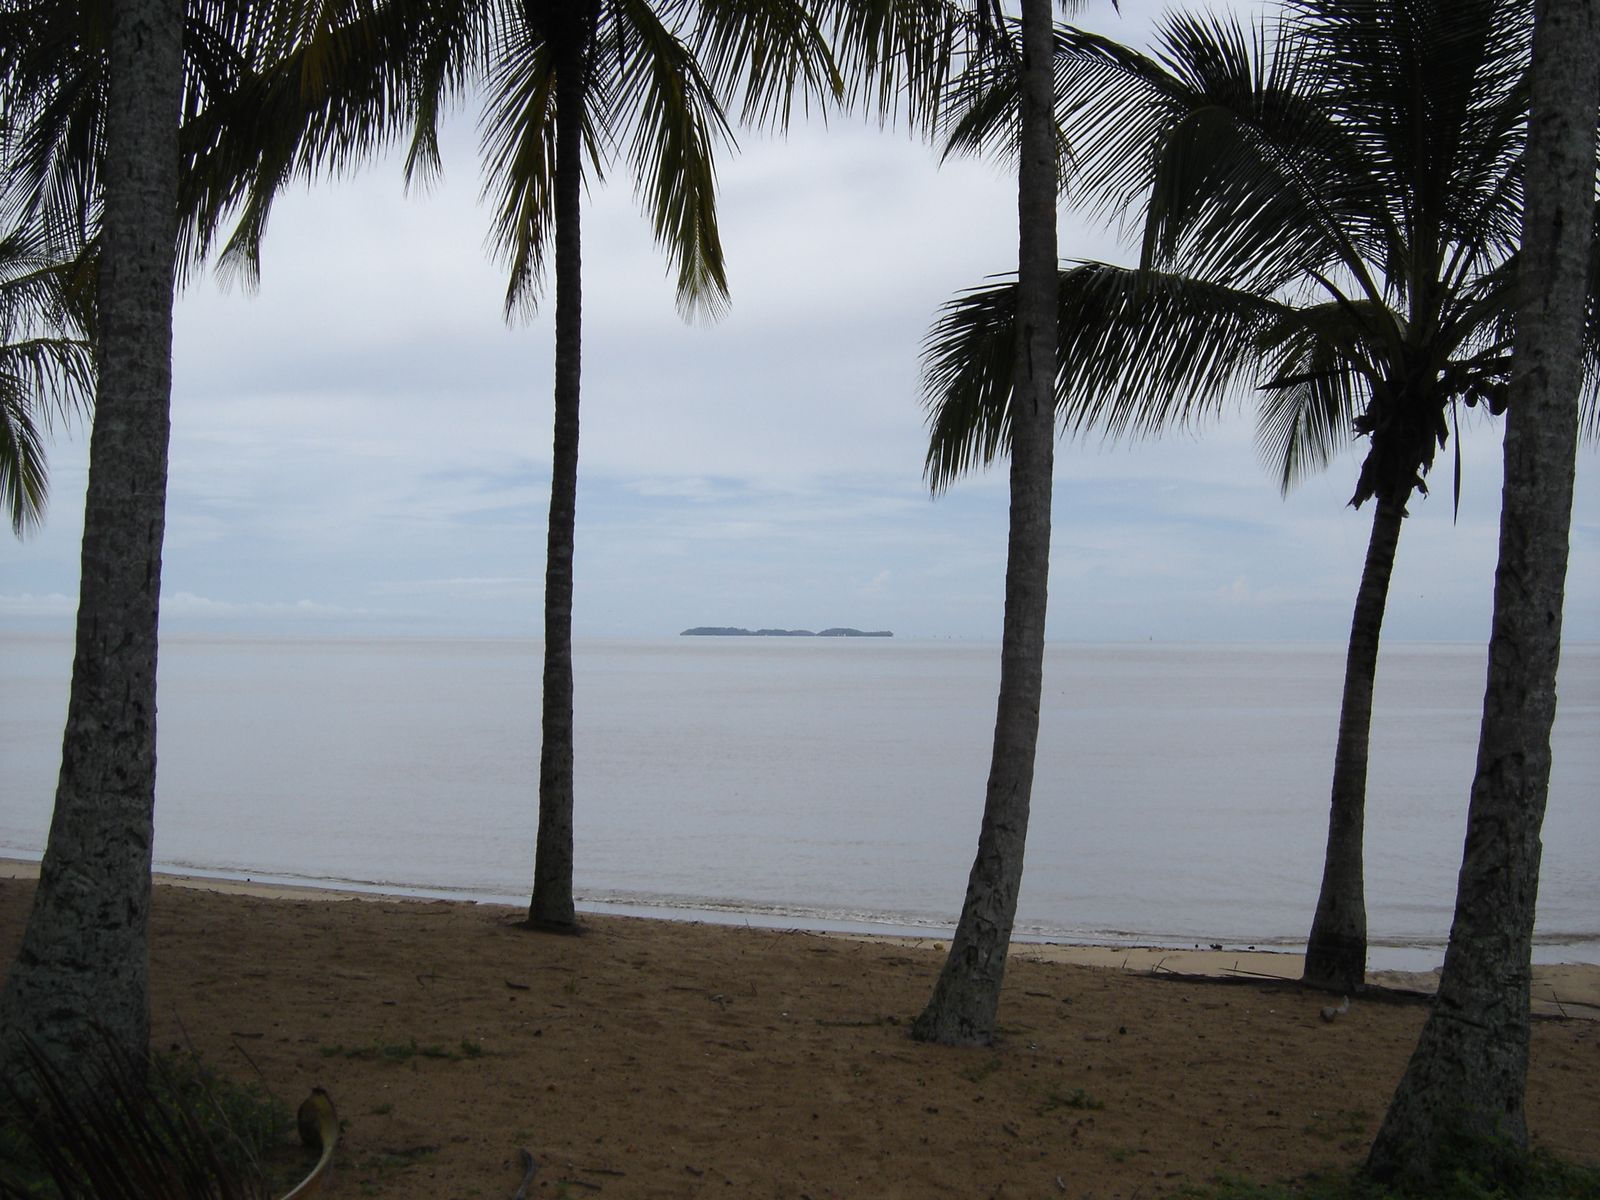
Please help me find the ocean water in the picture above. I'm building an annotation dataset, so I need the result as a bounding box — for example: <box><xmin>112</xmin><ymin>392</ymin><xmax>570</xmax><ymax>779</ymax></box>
<box><xmin>2</xmin><ymin>633</ymin><xmax>1596</xmax><ymax>968</ymax></box>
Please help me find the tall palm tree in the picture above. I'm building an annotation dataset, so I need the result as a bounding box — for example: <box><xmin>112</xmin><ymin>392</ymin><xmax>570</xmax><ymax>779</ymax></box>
<box><xmin>920</xmin><ymin>0</ymin><xmax>1598</xmax><ymax>992</ymax></box>
<box><xmin>0</xmin><ymin>0</ymin><xmax>184</xmax><ymax>1077</ymax></box>
<box><xmin>0</xmin><ymin>224</ymin><xmax>94</xmax><ymax>536</ymax></box>
<box><xmin>459</xmin><ymin>0</ymin><xmax>760</xmax><ymax>933</ymax></box>
<box><xmin>1367</xmin><ymin>0</ymin><xmax>1597</xmax><ymax>1184</ymax></box>
<box><xmin>411</xmin><ymin>0</ymin><xmax>901</xmax><ymax>932</ymax></box>
<box><xmin>0</xmin><ymin>0</ymin><xmax>406</xmax><ymax>1078</ymax></box>
<box><xmin>909</xmin><ymin>0</ymin><xmax>1063</xmax><ymax>1048</ymax></box>
<box><xmin>477</xmin><ymin>0</ymin><xmax>980</xmax><ymax>932</ymax></box>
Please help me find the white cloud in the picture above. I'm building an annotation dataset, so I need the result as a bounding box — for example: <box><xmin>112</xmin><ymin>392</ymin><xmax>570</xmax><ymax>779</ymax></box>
<box><xmin>4</xmin><ymin>10</ymin><xmax>1596</xmax><ymax>644</ymax></box>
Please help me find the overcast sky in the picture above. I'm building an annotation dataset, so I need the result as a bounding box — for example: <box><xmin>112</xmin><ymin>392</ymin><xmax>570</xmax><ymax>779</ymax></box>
<box><xmin>2</xmin><ymin>4</ymin><xmax>1595</xmax><ymax>644</ymax></box>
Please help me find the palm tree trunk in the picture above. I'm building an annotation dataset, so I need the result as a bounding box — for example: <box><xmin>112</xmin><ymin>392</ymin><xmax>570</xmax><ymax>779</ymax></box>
<box><xmin>912</xmin><ymin>0</ymin><xmax>1056</xmax><ymax>1047</ymax></box>
<box><xmin>1366</xmin><ymin>0</ymin><xmax>1596</xmax><ymax>1186</ymax></box>
<box><xmin>0</xmin><ymin>0</ymin><xmax>182</xmax><ymax>1077</ymax></box>
<box><xmin>1303</xmin><ymin>493</ymin><xmax>1405</xmax><ymax>992</ymax></box>
<box><xmin>528</xmin><ymin>21</ymin><xmax>585</xmax><ymax>933</ymax></box>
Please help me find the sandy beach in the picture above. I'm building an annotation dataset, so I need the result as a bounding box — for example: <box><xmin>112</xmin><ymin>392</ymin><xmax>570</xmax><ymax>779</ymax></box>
<box><xmin>2</xmin><ymin>868</ymin><xmax>1597</xmax><ymax>1198</ymax></box>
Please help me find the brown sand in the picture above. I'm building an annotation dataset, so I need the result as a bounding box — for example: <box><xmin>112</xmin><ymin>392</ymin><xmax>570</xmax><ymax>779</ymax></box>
<box><xmin>2</xmin><ymin>874</ymin><xmax>1597</xmax><ymax>1199</ymax></box>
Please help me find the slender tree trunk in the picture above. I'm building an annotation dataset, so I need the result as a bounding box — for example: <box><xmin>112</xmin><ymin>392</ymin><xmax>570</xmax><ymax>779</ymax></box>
<box><xmin>912</xmin><ymin>0</ymin><xmax>1056</xmax><ymax>1047</ymax></box>
<box><xmin>1366</xmin><ymin>0</ymin><xmax>1597</xmax><ymax>1185</ymax></box>
<box><xmin>0</xmin><ymin>0</ymin><xmax>182</xmax><ymax>1077</ymax></box>
<box><xmin>528</xmin><ymin>21</ymin><xmax>586</xmax><ymax>933</ymax></box>
<box><xmin>1303</xmin><ymin>494</ymin><xmax>1405</xmax><ymax>991</ymax></box>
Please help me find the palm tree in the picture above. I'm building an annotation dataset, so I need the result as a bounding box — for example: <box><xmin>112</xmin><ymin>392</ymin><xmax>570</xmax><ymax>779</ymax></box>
<box><xmin>410</xmin><ymin>0</ymin><xmax>914</xmax><ymax>932</ymax></box>
<box><xmin>909</xmin><ymin>0</ymin><xmax>1062</xmax><ymax>1048</ymax></box>
<box><xmin>0</xmin><ymin>0</ymin><xmax>405</xmax><ymax>1078</ymax></box>
<box><xmin>920</xmin><ymin>0</ymin><xmax>1597</xmax><ymax>992</ymax></box>
<box><xmin>0</xmin><ymin>224</ymin><xmax>94</xmax><ymax>536</ymax></box>
<box><xmin>1367</xmin><ymin>0</ymin><xmax>1597</xmax><ymax>1184</ymax></box>
<box><xmin>0</xmin><ymin>0</ymin><xmax>184</xmax><ymax>1077</ymax></box>
<box><xmin>472</xmin><ymin>0</ymin><xmax>982</xmax><ymax>932</ymax></box>
<box><xmin>459</xmin><ymin>0</ymin><xmax>758</xmax><ymax>932</ymax></box>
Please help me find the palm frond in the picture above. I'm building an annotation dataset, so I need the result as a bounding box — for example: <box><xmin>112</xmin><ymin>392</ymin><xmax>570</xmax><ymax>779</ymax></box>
<box><xmin>819</xmin><ymin>0</ymin><xmax>975</xmax><ymax>132</ymax></box>
<box><xmin>921</xmin><ymin>277</ymin><xmax>1016</xmax><ymax>490</ymax></box>
<box><xmin>935</xmin><ymin>14</ymin><xmax>1075</xmax><ymax>180</ymax></box>
<box><xmin>1284</xmin><ymin>0</ymin><xmax>1532</xmax><ymax>313</ymax></box>
<box><xmin>0</xmin><ymin>336</ymin><xmax>95</xmax><ymax>423</ymax></box>
<box><xmin>691</xmin><ymin>0</ymin><xmax>841</xmax><ymax>129</ymax></box>
<box><xmin>0</xmin><ymin>0</ymin><xmax>108</xmax><ymax>247</ymax></box>
<box><xmin>0</xmin><ymin>222</ymin><xmax>95</xmax><ymax>536</ymax></box>
<box><xmin>930</xmin><ymin>0</ymin><xmax>1594</xmax><ymax>518</ymax></box>
<box><xmin>1055</xmin><ymin>263</ymin><xmax>1282</xmax><ymax>438</ymax></box>
<box><xmin>1256</xmin><ymin>378</ymin><xmax>1356</xmax><ymax>497</ymax></box>
<box><xmin>180</xmin><ymin>0</ymin><xmax>452</xmax><ymax>286</ymax></box>
<box><xmin>934</xmin><ymin>35</ymin><xmax>1016</xmax><ymax>163</ymax></box>
<box><xmin>477</xmin><ymin>20</ymin><xmax>565</xmax><ymax>318</ymax></box>
<box><xmin>0</xmin><ymin>380</ymin><xmax>52</xmax><ymax>537</ymax></box>
<box><xmin>612</xmin><ymin>0</ymin><xmax>734</xmax><ymax>319</ymax></box>
<box><xmin>1139</xmin><ymin>11</ymin><xmax>1394</xmax><ymax>302</ymax></box>
<box><xmin>1252</xmin><ymin>302</ymin><xmax>1370</xmax><ymax>493</ymax></box>
<box><xmin>400</xmin><ymin>0</ymin><xmax>491</xmax><ymax>189</ymax></box>
<box><xmin>922</xmin><ymin>263</ymin><xmax>1285</xmax><ymax>492</ymax></box>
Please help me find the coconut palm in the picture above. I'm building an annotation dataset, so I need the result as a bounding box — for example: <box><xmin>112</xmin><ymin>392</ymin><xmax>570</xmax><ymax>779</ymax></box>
<box><xmin>909</xmin><ymin>0</ymin><xmax>1063</xmax><ymax>1048</ymax></box>
<box><xmin>0</xmin><ymin>224</ymin><xmax>94</xmax><ymax>536</ymax></box>
<box><xmin>421</xmin><ymin>0</ymin><xmax>761</xmax><ymax>933</ymax></box>
<box><xmin>0</xmin><ymin>0</ymin><xmax>186</xmax><ymax>1079</ymax></box>
<box><xmin>464</xmin><ymin>0</ymin><xmax>978</xmax><ymax>932</ymax></box>
<box><xmin>1367</xmin><ymin>0</ymin><xmax>1597</xmax><ymax>1184</ymax></box>
<box><xmin>920</xmin><ymin>0</ymin><xmax>1598</xmax><ymax>992</ymax></box>
<box><xmin>469</xmin><ymin>0</ymin><xmax>851</xmax><ymax>932</ymax></box>
<box><xmin>0</xmin><ymin>0</ymin><xmax>406</xmax><ymax>1078</ymax></box>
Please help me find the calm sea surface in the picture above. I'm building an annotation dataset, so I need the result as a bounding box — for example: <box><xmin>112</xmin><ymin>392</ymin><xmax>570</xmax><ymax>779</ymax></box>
<box><xmin>3</xmin><ymin>634</ymin><xmax>1596</xmax><ymax>968</ymax></box>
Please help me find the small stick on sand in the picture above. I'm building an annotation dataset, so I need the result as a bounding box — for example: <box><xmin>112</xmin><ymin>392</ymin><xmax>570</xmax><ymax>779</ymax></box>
<box><xmin>511</xmin><ymin>1149</ymin><xmax>538</xmax><ymax>1200</ymax></box>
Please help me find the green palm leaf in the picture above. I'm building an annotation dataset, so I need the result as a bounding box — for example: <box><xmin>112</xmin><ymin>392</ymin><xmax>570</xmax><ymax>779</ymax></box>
<box><xmin>923</xmin><ymin>263</ymin><xmax>1293</xmax><ymax>492</ymax></box>
<box><xmin>0</xmin><ymin>224</ymin><xmax>94</xmax><ymax>536</ymax></box>
<box><xmin>612</xmin><ymin>0</ymin><xmax>734</xmax><ymax>319</ymax></box>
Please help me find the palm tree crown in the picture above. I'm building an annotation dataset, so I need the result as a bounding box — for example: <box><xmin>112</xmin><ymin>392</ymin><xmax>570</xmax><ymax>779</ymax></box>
<box><xmin>189</xmin><ymin>0</ymin><xmax>960</xmax><ymax>309</ymax></box>
<box><xmin>925</xmin><ymin>0</ymin><xmax>1596</xmax><ymax>494</ymax></box>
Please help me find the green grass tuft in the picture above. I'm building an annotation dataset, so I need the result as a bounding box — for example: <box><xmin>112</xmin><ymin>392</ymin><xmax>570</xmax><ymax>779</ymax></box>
<box><xmin>1039</xmin><ymin>1086</ymin><xmax>1105</xmax><ymax>1114</ymax></box>
<box><xmin>0</xmin><ymin>1039</ymin><xmax>293</xmax><ymax>1199</ymax></box>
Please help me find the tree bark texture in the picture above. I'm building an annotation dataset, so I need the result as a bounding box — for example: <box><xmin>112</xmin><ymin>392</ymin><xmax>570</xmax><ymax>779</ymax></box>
<box><xmin>0</xmin><ymin>0</ymin><xmax>182</xmax><ymax>1076</ymax></box>
<box><xmin>912</xmin><ymin>0</ymin><xmax>1056</xmax><ymax>1047</ymax></box>
<box><xmin>1303</xmin><ymin>495</ymin><xmax>1405</xmax><ymax>992</ymax></box>
<box><xmin>1366</xmin><ymin>0</ymin><xmax>1597</xmax><ymax>1185</ymax></box>
<box><xmin>529</xmin><ymin>21</ymin><xmax>587</xmax><ymax>933</ymax></box>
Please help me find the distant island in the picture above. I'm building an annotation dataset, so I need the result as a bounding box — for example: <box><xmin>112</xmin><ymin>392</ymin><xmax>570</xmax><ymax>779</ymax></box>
<box><xmin>680</xmin><ymin>627</ymin><xmax>893</xmax><ymax>638</ymax></box>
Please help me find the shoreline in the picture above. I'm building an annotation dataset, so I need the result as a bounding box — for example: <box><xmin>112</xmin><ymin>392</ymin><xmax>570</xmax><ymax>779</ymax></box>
<box><xmin>3</xmin><ymin>856</ymin><xmax>1595</xmax><ymax>1018</ymax></box>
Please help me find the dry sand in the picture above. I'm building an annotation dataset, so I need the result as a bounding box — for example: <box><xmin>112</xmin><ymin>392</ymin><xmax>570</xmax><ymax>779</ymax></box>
<box><xmin>2</xmin><ymin>870</ymin><xmax>1597</xmax><ymax>1199</ymax></box>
